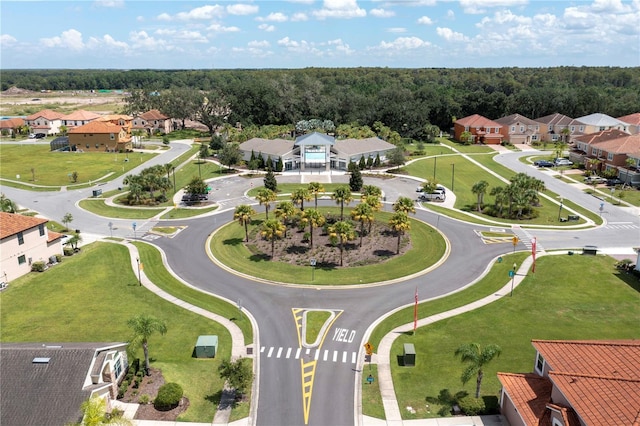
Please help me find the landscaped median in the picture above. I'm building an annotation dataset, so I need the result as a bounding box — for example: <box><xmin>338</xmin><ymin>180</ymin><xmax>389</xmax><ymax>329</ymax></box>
<box><xmin>363</xmin><ymin>253</ymin><xmax>640</xmax><ymax>419</ymax></box>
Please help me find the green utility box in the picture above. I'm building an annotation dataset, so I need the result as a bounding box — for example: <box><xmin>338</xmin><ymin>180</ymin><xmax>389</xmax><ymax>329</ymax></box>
<box><xmin>403</xmin><ymin>343</ymin><xmax>416</xmax><ymax>366</ymax></box>
<box><xmin>195</xmin><ymin>335</ymin><xmax>218</xmax><ymax>358</ymax></box>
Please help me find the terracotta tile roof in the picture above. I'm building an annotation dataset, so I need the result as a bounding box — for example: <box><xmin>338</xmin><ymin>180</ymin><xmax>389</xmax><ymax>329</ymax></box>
<box><xmin>61</xmin><ymin>110</ymin><xmax>101</xmax><ymax>121</ymax></box>
<box><xmin>618</xmin><ymin>113</ymin><xmax>640</xmax><ymax>126</ymax></box>
<box><xmin>97</xmin><ymin>114</ymin><xmax>132</xmax><ymax>122</ymax></box>
<box><xmin>590</xmin><ymin>134</ymin><xmax>640</xmax><ymax>154</ymax></box>
<box><xmin>139</xmin><ymin>109</ymin><xmax>169</xmax><ymax>120</ymax></box>
<box><xmin>25</xmin><ymin>109</ymin><xmax>64</xmax><ymax>121</ymax></box>
<box><xmin>455</xmin><ymin>114</ymin><xmax>503</xmax><ymax>128</ymax></box>
<box><xmin>0</xmin><ymin>117</ymin><xmax>25</xmax><ymax>128</ymax></box>
<box><xmin>67</xmin><ymin>121</ymin><xmax>122</xmax><ymax>134</ymax></box>
<box><xmin>497</xmin><ymin>372</ymin><xmax>553</xmax><ymax>426</ymax></box>
<box><xmin>574</xmin><ymin>129</ymin><xmax>630</xmax><ymax>144</ymax></box>
<box><xmin>0</xmin><ymin>212</ymin><xmax>48</xmax><ymax>239</ymax></box>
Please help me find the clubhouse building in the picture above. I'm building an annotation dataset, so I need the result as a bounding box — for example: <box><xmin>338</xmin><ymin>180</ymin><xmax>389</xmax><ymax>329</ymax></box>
<box><xmin>238</xmin><ymin>132</ymin><xmax>396</xmax><ymax>172</ymax></box>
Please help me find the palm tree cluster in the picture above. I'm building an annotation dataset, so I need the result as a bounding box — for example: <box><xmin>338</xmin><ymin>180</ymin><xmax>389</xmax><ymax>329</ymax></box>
<box><xmin>235</xmin><ymin>183</ymin><xmax>416</xmax><ymax>266</ymax></box>
<box><xmin>472</xmin><ymin>173</ymin><xmax>546</xmax><ymax>219</ymax></box>
<box><xmin>122</xmin><ymin>164</ymin><xmax>175</xmax><ymax>205</ymax></box>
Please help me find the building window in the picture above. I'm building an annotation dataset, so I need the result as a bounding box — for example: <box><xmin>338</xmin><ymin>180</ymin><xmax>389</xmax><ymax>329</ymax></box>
<box><xmin>579</xmin><ymin>126</ymin><xmax>584</xmax><ymax>132</ymax></box>
<box><xmin>532</xmin><ymin>135</ymin><xmax>538</xmax><ymax>141</ymax></box>
<box><xmin>39</xmin><ymin>224</ymin><xmax>45</xmax><ymax>236</ymax></box>
<box><xmin>511</xmin><ymin>126</ymin><xmax>515</xmax><ymax>132</ymax></box>
<box><xmin>535</xmin><ymin>353</ymin><xmax>545</xmax><ymax>374</ymax></box>
<box><xmin>17</xmin><ymin>232</ymin><xmax>24</xmax><ymax>245</ymax></box>
<box><xmin>607</xmin><ymin>153</ymin><xmax>614</xmax><ymax>161</ymax></box>
<box><xmin>113</xmin><ymin>356</ymin><xmax>123</xmax><ymax>378</ymax></box>
<box><xmin>552</xmin><ymin>418</ymin><xmax>564</xmax><ymax>426</ymax></box>
<box><xmin>570</xmin><ymin>126</ymin><xmax>575</xmax><ymax>132</ymax></box>
<box><xmin>520</xmin><ymin>126</ymin><xmax>524</xmax><ymax>132</ymax></box>
<box><xmin>18</xmin><ymin>255</ymin><xmax>26</xmax><ymax>265</ymax></box>
<box><xmin>599</xmin><ymin>126</ymin><xmax>605</xmax><ymax>131</ymax></box>
<box><xmin>549</xmin><ymin>125</ymin><xmax>553</xmax><ymax>131</ymax></box>
<box><xmin>96</xmin><ymin>144</ymin><xmax>100</xmax><ymax>149</ymax></box>
<box><xmin>110</xmin><ymin>133</ymin><xmax>115</xmax><ymax>140</ymax></box>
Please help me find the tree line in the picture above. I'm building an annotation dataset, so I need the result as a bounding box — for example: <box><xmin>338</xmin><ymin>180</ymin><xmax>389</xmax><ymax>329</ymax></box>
<box><xmin>3</xmin><ymin>67</ymin><xmax>638</xmax><ymax>137</ymax></box>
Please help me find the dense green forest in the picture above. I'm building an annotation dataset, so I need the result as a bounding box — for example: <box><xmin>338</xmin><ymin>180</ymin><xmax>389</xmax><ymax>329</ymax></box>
<box><xmin>2</xmin><ymin>67</ymin><xmax>638</xmax><ymax>135</ymax></box>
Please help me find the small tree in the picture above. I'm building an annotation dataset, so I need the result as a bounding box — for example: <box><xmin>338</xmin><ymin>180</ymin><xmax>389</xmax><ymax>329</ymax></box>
<box><xmin>349</xmin><ymin>167</ymin><xmax>363</xmax><ymax>192</ymax></box>
<box><xmin>454</xmin><ymin>342</ymin><xmax>502</xmax><ymax>398</ymax></box>
<box><xmin>62</xmin><ymin>213</ymin><xmax>74</xmax><ymax>232</ymax></box>
<box><xmin>358</xmin><ymin>155</ymin><xmax>366</xmax><ymax>170</ymax></box>
<box><xmin>218</xmin><ymin>358</ymin><xmax>253</xmax><ymax>395</ymax></box>
<box><xmin>301</xmin><ymin>208</ymin><xmax>325</xmax><ymax>248</ymax></box>
<box><xmin>373</xmin><ymin>153</ymin><xmax>381</xmax><ymax>167</ymax></box>
<box><xmin>388</xmin><ymin>212</ymin><xmax>410</xmax><ymax>254</ymax></box>
<box><xmin>234</xmin><ymin>204</ymin><xmax>256</xmax><ymax>242</ymax></box>
<box><xmin>256</xmin><ymin>188</ymin><xmax>277</xmax><ymax>219</ymax></box>
<box><xmin>71</xmin><ymin>171</ymin><xmax>79</xmax><ymax>183</ymax></box>
<box><xmin>307</xmin><ymin>182</ymin><xmax>325</xmax><ymax>209</ymax></box>
<box><xmin>332</xmin><ymin>186</ymin><xmax>353</xmax><ymax>221</ymax></box>
<box><xmin>388</xmin><ymin>147</ymin><xmax>405</xmax><ymax>170</ymax></box>
<box><xmin>328</xmin><ymin>221</ymin><xmax>356</xmax><ymax>266</ymax></box>
<box><xmin>471</xmin><ymin>180</ymin><xmax>489</xmax><ymax>212</ymax></box>
<box><xmin>218</xmin><ymin>143</ymin><xmax>242</xmax><ymax>170</ymax></box>
<box><xmin>392</xmin><ymin>196</ymin><xmax>416</xmax><ymax>215</ymax></box>
<box><xmin>260</xmin><ymin>219</ymin><xmax>285</xmax><ymax>258</ymax></box>
<box><xmin>154</xmin><ymin>383</ymin><xmax>183</xmax><ymax>409</ymax></box>
<box><xmin>351</xmin><ymin>202</ymin><xmax>374</xmax><ymax>247</ymax></box>
<box><xmin>291</xmin><ymin>188</ymin><xmax>311</xmax><ymax>211</ymax></box>
<box><xmin>126</xmin><ymin>314</ymin><xmax>168</xmax><ymax>375</ymax></box>
<box><xmin>0</xmin><ymin>193</ymin><xmax>17</xmax><ymax>213</ymax></box>
<box><xmin>263</xmin><ymin>168</ymin><xmax>278</xmax><ymax>192</ymax></box>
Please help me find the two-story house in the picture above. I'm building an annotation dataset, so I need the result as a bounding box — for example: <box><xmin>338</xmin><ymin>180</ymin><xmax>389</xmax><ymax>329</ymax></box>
<box><xmin>535</xmin><ymin>113</ymin><xmax>584</xmax><ymax>143</ymax></box>
<box><xmin>25</xmin><ymin>109</ymin><xmax>64</xmax><ymax>136</ymax></box>
<box><xmin>498</xmin><ymin>339</ymin><xmax>640</xmax><ymax>426</ymax></box>
<box><xmin>574</xmin><ymin>113</ymin><xmax>630</xmax><ymax>135</ymax></box>
<box><xmin>0</xmin><ymin>212</ymin><xmax>64</xmax><ymax>282</ymax></box>
<box><xmin>495</xmin><ymin>114</ymin><xmax>541</xmax><ymax>145</ymax></box>
<box><xmin>60</xmin><ymin>110</ymin><xmax>101</xmax><ymax>130</ymax></box>
<box><xmin>617</xmin><ymin>112</ymin><xmax>640</xmax><ymax>135</ymax></box>
<box><xmin>453</xmin><ymin>114</ymin><xmax>504</xmax><ymax>145</ymax></box>
<box><xmin>132</xmin><ymin>109</ymin><xmax>172</xmax><ymax>135</ymax></box>
<box><xmin>67</xmin><ymin>121</ymin><xmax>132</xmax><ymax>152</ymax></box>
<box><xmin>0</xmin><ymin>117</ymin><xmax>26</xmax><ymax>136</ymax></box>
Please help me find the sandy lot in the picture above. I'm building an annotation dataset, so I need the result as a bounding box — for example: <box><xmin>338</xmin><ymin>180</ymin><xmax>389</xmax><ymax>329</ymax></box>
<box><xmin>1</xmin><ymin>87</ymin><xmax>125</xmax><ymax>114</ymax></box>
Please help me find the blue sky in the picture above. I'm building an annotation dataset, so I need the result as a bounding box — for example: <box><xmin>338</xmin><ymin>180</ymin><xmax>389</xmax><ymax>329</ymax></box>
<box><xmin>1</xmin><ymin>0</ymin><xmax>639</xmax><ymax>69</ymax></box>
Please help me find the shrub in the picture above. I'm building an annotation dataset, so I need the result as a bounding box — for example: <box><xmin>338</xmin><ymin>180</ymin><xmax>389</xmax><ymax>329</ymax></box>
<box><xmin>458</xmin><ymin>396</ymin><xmax>485</xmax><ymax>416</ymax></box>
<box><xmin>138</xmin><ymin>394</ymin><xmax>151</xmax><ymax>404</ymax></box>
<box><xmin>55</xmin><ymin>254</ymin><xmax>62</xmax><ymax>263</ymax></box>
<box><xmin>31</xmin><ymin>261</ymin><xmax>46</xmax><ymax>272</ymax></box>
<box><xmin>154</xmin><ymin>382</ymin><xmax>183</xmax><ymax>409</ymax></box>
<box><xmin>63</xmin><ymin>247</ymin><xmax>74</xmax><ymax>256</ymax></box>
<box><xmin>118</xmin><ymin>383</ymin><xmax>128</xmax><ymax>398</ymax></box>
<box><xmin>133</xmin><ymin>376</ymin><xmax>142</xmax><ymax>389</ymax></box>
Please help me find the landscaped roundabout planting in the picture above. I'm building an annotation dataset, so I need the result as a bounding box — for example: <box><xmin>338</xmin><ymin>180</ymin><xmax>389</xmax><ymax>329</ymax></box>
<box><xmin>209</xmin><ymin>208</ymin><xmax>448</xmax><ymax>285</ymax></box>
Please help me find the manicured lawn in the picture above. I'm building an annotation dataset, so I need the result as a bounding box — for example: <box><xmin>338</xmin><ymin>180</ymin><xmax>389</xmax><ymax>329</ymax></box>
<box><xmin>210</xmin><ymin>209</ymin><xmax>447</xmax><ymax>285</ymax></box>
<box><xmin>0</xmin><ymin>242</ymin><xmax>236</xmax><ymax>422</ymax></box>
<box><xmin>79</xmin><ymin>199</ymin><xmax>165</xmax><ymax>219</ymax></box>
<box><xmin>0</xmin><ymin>144</ymin><xmax>156</xmax><ymax>187</ymax></box>
<box><xmin>369</xmin><ymin>254</ymin><xmax>640</xmax><ymax>419</ymax></box>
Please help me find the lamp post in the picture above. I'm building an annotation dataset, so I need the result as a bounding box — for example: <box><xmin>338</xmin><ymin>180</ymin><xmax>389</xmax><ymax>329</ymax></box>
<box><xmin>433</xmin><ymin>156</ymin><xmax>437</xmax><ymax>180</ymax></box>
<box><xmin>510</xmin><ymin>263</ymin><xmax>517</xmax><ymax>297</ymax></box>
<box><xmin>172</xmin><ymin>166</ymin><xmax>176</xmax><ymax>193</ymax></box>
<box><xmin>451</xmin><ymin>163</ymin><xmax>455</xmax><ymax>192</ymax></box>
<box><xmin>557</xmin><ymin>196</ymin><xmax>564</xmax><ymax>221</ymax></box>
<box><xmin>136</xmin><ymin>257</ymin><xmax>141</xmax><ymax>286</ymax></box>
<box><xmin>310</xmin><ymin>258</ymin><xmax>316</xmax><ymax>282</ymax></box>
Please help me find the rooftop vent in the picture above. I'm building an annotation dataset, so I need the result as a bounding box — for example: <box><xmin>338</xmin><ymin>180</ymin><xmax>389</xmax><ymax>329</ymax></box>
<box><xmin>33</xmin><ymin>357</ymin><xmax>51</xmax><ymax>364</ymax></box>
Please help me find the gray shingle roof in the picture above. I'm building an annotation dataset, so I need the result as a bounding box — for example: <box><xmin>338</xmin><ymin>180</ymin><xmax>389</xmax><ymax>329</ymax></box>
<box><xmin>0</xmin><ymin>342</ymin><xmax>124</xmax><ymax>426</ymax></box>
<box><xmin>334</xmin><ymin>137</ymin><xmax>396</xmax><ymax>157</ymax></box>
<box><xmin>575</xmin><ymin>113</ymin><xmax>627</xmax><ymax>127</ymax></box>
<box><xmin>238</xmin><ymin>138</ymin><xmax>295</xmax><ymax>157</ymax></box>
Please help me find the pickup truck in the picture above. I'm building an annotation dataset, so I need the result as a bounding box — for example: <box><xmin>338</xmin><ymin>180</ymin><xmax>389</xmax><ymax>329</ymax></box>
<box><xmin>418</xmin><ymin>189</ymin><xmax>446</xmax><ymax>201</ymax></box>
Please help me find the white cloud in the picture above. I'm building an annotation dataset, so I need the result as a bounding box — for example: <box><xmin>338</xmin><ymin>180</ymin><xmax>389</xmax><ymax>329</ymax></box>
<box><xmin>377</xmin><ymin>36</ymin><xmax>431</xmax><ymax>50</ymax></box>
<box><xmin>248</xmin><ymin>40</ymin><xmax>271</xmax><ymax>48</ymax></box>
<box><xmin>207</xmin><ymin>24</ymin><xmax>241</xmax><ymax>33</ymax></box>
<box><xmin>86</xmin><ymin>34</ymin><xmax>128</xmax><ymax>50</ymax></box>
<box><xmin>227</xmin><ymin>4</ymin><xmax>259</xmax><ymax>15</ymax></box>
<box><xmin>291</xmin><ymin>12</ymin><xmax>309</xmax><ymax>21</ymax></box>
<box><xmin>155</xmin><ymin>29</ymin><xmax>208</xmax><ymax>43</ymax></box>
<box><xmin>0</xmin><ymin>34</ymin><xmax>17</xmax><ymax>46</ymax></box>
<box><xmin>417</xmin><ymin>16</ymin><xmax>433</xmax><ymax>25</ymax></box>
<box><xmin>257</xmin><ymin>12</ymin><xmax>288</xmax><ymax>22</ymax></box>
<box><xmin>459</xmin><ymin>0</ymin><xmax>528</xmax><ymax>14</ymax></box>
<box><xmin>477</xmin><ymin>9</ymin><xmax>531</xmax><ymax>27</ymax></box>
<box><xmin>370</xmin><ymin>8</ymin><xmax>395</xmax><ymax>18</ymax></box>
<box><xmin>93</xmin><ymin>0</ymin><xmax>124</xmax><ymax>8</ymax></box>
<box><xmin>258</xmin><ymin>24</ymin><xmax>276</xmax><ymax>32</ymax></box>
<box><xmin>161</xmin><ymin>5</ymin><xmax>225</xmax><ymax>21</ymax></box>
<box><xmin>41</xmin><ymin>29</ymin><xmax>85</xmax><ymax>51</ymax></box>
<box><xmin>386</xmin><ymin>27</ymin><xmax>407</xmax><ymax>33</ymax></box>
<box><xmin>447</xmin><ymin>9</ymin><xmax>455</xmax><ymax>19</ymax></box>
<box><xmin>313</xmin><ymin>0</ymin><xmax>367</xmax><ymax>19</ymax></box>
<box><xmin>436</xmin><ymin>27</ymin><xmax>468</xmax><ymax>42</ymax></box>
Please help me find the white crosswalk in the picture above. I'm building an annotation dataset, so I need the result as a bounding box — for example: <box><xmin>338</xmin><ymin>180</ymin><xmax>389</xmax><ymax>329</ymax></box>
<box><xmin>605</xmin><ymin>223</ymin><xmax>639</xmax><ymax>230</ymax></box>
<box><xmin>260</xmin><ymin>346</ymin><xmax>358</xmax><ymax>364</ymax></box>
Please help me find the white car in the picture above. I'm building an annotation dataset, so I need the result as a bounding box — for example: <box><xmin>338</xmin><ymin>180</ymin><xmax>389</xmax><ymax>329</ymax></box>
<box><xmin>28</xmin><ymin>133</ymin><xmax>36</xmax><ymax>139</ymax></box>
<box><xmin>554</xmin><ymin>158</ymin><xmax>573</xmax><ymax>166</ymax></box>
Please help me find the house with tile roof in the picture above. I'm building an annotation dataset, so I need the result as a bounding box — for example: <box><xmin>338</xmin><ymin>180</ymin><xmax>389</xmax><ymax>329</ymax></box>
<box><xmin>0</xmin><ymin>342</ymin><xmax>129</xmax><ymax>426</ymax></box>
<box><xmin>61</xmin><ymin>110</ymin><xmax>101</xmax><ymax>129</ymax></box>
<box><xmin>453</xmin><ymin>114</ymin><xmax>504</xmax><ymax>145</ymax></box>
<box><xmin>534</xmin><ymin>113</ymin><xmax>584</xmax><ymax>143</ymax></box>
<box><xmin>97</xmin><ymin>114</ymin><xmax>133</xmax><ymax>136</ymax></box>
<box><xmin>617</xmin><ymin>113</ymin><xmax>640</xmax><ymax>135</ymax></box>
<box><xmin>495</xmin><ymin>114</ymin><xmax>541</xmax><ymax>145</ymax></box>
<box><xmin>0</xmin><ymin>117</ymin><xmax>26</xmax><ymax>137</ymax></box>
<box><xmin>0</xmin><ymin>212</ymin><xmax>64</xmax><ymax>282</ymax></box>
<box><xmin>132</xmin><ymin>109</ymin><xmax>173</xmax><ymax>135</ymax></box>
<box><xmin>67</xmin><ymin>121</ymin><xmax>132</xmax><ymax>152</ymax></box>
<box><xmin>498</xmin><ymin>339</ymin><xmax>640</xmax><ymax>426</ymax></box>
<box><xmin>574</xmin><ymin>113</ymin><xmax>630</xmax><ymax>136</ymax></box>
<box><xmin>239</xmin><ymin>132</ymin><xmax>396</xmax><ymax>171</ymax></box>
<box><xmin>25</xmin><ymin>109</ymin><xmax>65</xmax><ymax>136</ymax></box>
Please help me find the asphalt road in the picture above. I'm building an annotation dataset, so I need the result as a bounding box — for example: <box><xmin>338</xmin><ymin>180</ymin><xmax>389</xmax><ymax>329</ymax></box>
<box><xmin>3</xmin><ymin>145</ymin><xmax>638</xmax><ymax>426</ymax></box>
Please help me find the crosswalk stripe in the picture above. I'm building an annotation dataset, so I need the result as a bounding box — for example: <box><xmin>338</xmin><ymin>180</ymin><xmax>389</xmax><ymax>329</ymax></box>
<box><xmin>323</xmin><ymin>350</ymin><xmax>328</xmax><ymax>361</ymax></box>
<box><xmin>267</xmin><ymin>347</ymin><xmax>274</xmax><ymax>357</ymax></box>
<box><xmin>332</xmin><ymin>351</ymin><xmax>338</xmax><ymax>362</ymax></box>
<box><xmin>262</xmin><ymin>346</ymin><xmax>358</xmax><ymax>364</ymax></box>
<box><xmin>314</xmin><ymin>349</ymin><xmax>320</xmax><ymax>361</ymax></box>
<box><xmin>352</xmin><ymin>352</ymin><xmax>357</xmax><ymax>364</ymax></box>
<box><xmin>342</xmin><ymin>351</ymin><xmax>347</xmax><ymax>363</ymax></box>
<box><xmin>296</xmin><ymin>348</ymin><xmax>301</xmax><ymax>359</ymax></box>
<box><xmin>276</xmin><ymin>347</ymin><xmax>283</xmax><ymax>358</ymax></box>
<box><xmin>286</xmin><ymin>348</ymin><xmax>292</xmax><ymax>359</ymax></box>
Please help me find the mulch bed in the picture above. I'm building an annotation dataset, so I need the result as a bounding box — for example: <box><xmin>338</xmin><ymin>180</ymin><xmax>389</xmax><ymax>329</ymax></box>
<box><xmin>119</xmin><ymin>368</ymin><xmax>190</xmax><ymax>421</ymax></box>
<box><xmin>248</xmin><ymin>215</ymin><xmax>411</xmax><ymax>268</ymax></box>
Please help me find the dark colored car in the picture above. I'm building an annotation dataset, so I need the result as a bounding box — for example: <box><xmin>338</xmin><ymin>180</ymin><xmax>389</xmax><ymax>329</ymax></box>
<box><xmin>534</xmin><ymin>160</ymin><xmax>554</xmax><ymax>167</ymax></box>
<box><xmin>34</xmin><ymin>133</ymin><xmax>46</xmax><ymax>139</ymax></box>
<box><xmin>606</xmin><ymin>178</ymin><xmax>624</xmax><ymax>187</ymax></box>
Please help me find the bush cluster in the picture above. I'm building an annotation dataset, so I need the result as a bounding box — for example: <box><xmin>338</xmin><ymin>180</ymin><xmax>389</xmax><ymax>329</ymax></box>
<box><xmin>154</xmin><ymin>382</ymin><xmax>183</xmax><ymax>409</ymax></box>
<box><xmin>457</xmin><ymin>396</ymin><xmax>485</xmax><ymax>415</ymax></box>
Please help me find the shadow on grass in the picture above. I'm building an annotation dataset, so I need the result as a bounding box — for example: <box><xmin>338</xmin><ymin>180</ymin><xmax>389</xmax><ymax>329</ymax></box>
<box><xmin>426</xmin><ymin>389</ymin><xmax>469</xmax><ymax>417</ymax></box>
<box><xmin>223</xmin><ymin>238</ymin><xmax>244</xmax><ymax>246</ymax></box>
<box><xmin>613</xmin><ymin>270</ymin><xmax>640</xmax><ymax>293</ymax></box>
<box><xmin>249</xmin><ymin>253</ymin><xmax>271</xmax><ymax>262</ymax></box>
<box><xmin>373</xmin><ymin>249</ymin><xmax>394</xmax><ymax>257</ymax></box>
<box><xmin>285</xmin><ymin>245</ymin><xmax>309</xmax><ymax>255</ymax></box>
<box><xmin>482</xmin><ymin>395</ymin><xmax>499</xmax><ymax>414</ymax></box>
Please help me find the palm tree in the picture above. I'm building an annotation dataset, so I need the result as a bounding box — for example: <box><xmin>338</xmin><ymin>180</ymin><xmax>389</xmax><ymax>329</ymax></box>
<box><xmin>261</xmin><ymin>219</ymin><xmax>285</xmax><ymax>259</ymax></box>
<box><xmin>126</xmin><ymin>314</ymin><xmax>168</xmax><ymax>375</ymax></box>
<box><xmin>332</xmin><ymin>186</ymin><xmax>353</xmax><ymax>220</ymax></box>
<box><xmin>61</xmin><ymin>213</ymin><xmax>73</xmax><ymax>232</ymax></box>
<box><xmin>291</xmin><ymin>188</ymin><xmax>311</xmax><ymax>211</ymax></box>
<box><xmin>388</xmin><ymin>212</ymin><xmax>410</xmax><ymax>254</ymax></box>
<box><xmin>307</xmin><ymin>182</ymin><xmax>325</xmax><ymax>209</ymax></box>
<box><xmin>0</xmin><ymin>193</ymin><xmax>17</xmax><ymax>213</ymax></box>
<box><xmin>361</xmin><ymin>184</ymin><xmax>382</xmax><ymax>199</ymax></box>
<box><xmin>301</xmin><ymin>208</ymin><xmax>325</xmax><ymax>248</ymax></box>
<box><xmin>274</xmin><ymin>201</ymin><xmax>296</xmax><ymax>238</ymax></box>
<box><xmin>256</xmin><ymin>188</ymin><xmax>277</xmax><ymax>219</ymax></box>
<box><xmin>454</xmin><ymin>342</ymin><xmax>502</xmax><ymax>398</ymax></box>
<box><xmin>471</xmin><ymin>180</ymin><xmax>489</xmax><ymax>212</ymax></box>
<box><xmin>490</xmin><ymin>186</ymin><xmax>506</xmax><ymax>217</ymax></box>
<box><xmin>234</xmin><ymin>204</ymin><xmax>256</xmax><ymax>242</ymax></box>
<box><xmin>351</xmin><ymin>202</ymin><xmax>374</xmax><ymax>247</ymax></box>
<box><xmin>328</xmin><ymin>221</ymin><xmax>355</xmax><ymax>266</ymax></box>
<box><xmin>392</xmin><ymin>196</ymin><xmax>416</xmax><ymax>215</ymax></box>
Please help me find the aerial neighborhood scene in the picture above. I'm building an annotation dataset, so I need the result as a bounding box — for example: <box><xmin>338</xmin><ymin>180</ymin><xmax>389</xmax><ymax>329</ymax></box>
<box><xmin>1</xmin><ymin>1</ymin><xmax>639</xmax><ymax>426</ymax></box>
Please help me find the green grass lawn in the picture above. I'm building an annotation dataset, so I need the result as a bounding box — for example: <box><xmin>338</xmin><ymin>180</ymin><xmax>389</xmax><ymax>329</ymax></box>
<box><xmin>0</xmin><ymin>242</ymin><xmax>238</xmax><ymax>422</ymax></box>
<box><xmin>210</xmin><ymin>209</ymin><xmax>447</xmax><ymax>285</ymax></box>
<box><xmin>369</xmin><ymin>254</ymin><xmax>640</xmax><ymax>419</ymax></box>
<box><xmin>79</xmin><ymin>199</ymin><xmax>166</xmax><ymax>219</ymax></box>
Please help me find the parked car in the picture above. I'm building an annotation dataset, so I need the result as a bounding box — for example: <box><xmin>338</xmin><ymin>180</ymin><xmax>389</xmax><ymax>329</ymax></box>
<box><xmin>606</xmin><ymin>178</ymin><xmax>625</xmax><ymax>187</ymax></box>
<box><xmin>554</xmin><ymin>158</ymin><xmax>573</xmax><ymax>166</ymax></box>
<box><xmin>584</xmin><ymin>176</ymin><xmax>606</xmax><ymax>184</ymax></box>
<box><xmin>28</xmin><ymin>133</ymin><xmax>36</xmax><ymax>139</ymax></box>
<box><xmin>534</xmin><ymin>160</ymin><xmax>554</xmax><ymax>167</ymax></box>
<box><xmin>34</xmin><ymin>133</ymin><xmax>46</xmax><ymax>139</ymax></box>
<box><xmin>418</xmin><ymin>189</ymin><xmax>446</xmax><ymax>202</ymax></box>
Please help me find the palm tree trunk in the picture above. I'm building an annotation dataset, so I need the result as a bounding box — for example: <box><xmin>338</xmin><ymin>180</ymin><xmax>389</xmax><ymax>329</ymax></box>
<box><xmin>475</xmin><ymin>370</ymin><xmax>483</xmax><ymax>398</ymax></box>
<box><xmin>310</xmin><ymin>225</ymin><xmax>314</xmax><ymax>248</ymax></box>
<box><xmin>271</xmin><ymin>239</ymin><xmax>275</xmax><ymax>258</ymax></box>
<box><xmin>339</xmin><ymin>240</ymin><xmax>344</xmax><ymax>266</ymax></box>
<box><xmin>359</xmin><ymin>222</ymin><xmax>364</xmax><ymax>247</ymax></box>
<box><xmin>244</xmin><ymin>221</ymin><xmax>249</xmax><ymax>242</ymax></box>
<box><xmin>397</xmin><ymin>232</ymin><xmax>401</xmax><ymax>254</ymax></box>
<box><xmin>143</xmin><ymin>341</ymin><xmax>150</xmax><ymax>375</ymax></box>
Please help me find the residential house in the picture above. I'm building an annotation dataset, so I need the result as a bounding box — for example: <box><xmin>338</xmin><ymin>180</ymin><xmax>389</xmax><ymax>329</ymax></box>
<box><xmin>453</xmin><ymin>114</ymin><xmax>504</xmax><ymax>145</ymax></box>
<box><xmin>132</xmin><ymin>109</ymin><xmax>172</xmax><ymax>135</ymax></box>
<box><xmin>67</xmin><ymin>120</ymin><xmax>133</xmax><ymax>152</ymax></box>
<box><xmin>24</xmin><ymin>109</ymin><xmax>64</xmax><ymax>135</ymax></box>
<box><xmin>617</xmin><ymin>113</ymin><xmax>640</xmax><ymax>135</ymax></box>
<box><xmin>535</xmin><ymin>113</ymin><xmax>582</xmax><ymax>143</ymax></box>
<box><xmin>0</xmin><ymin>212</ymin><xmax>64</xmax><ymax>283</ymax></box>
<box><xmin>97</xmin><ymin>114</ymin><xmax>133</xmax><ymax>136</ymax></box>
<box><xmin>495</xmin><ymin>114</ymin><xmax>541</xmax><ymax>145</ymax></box>
<box><xmin>574</xmin><ymin>113</ymin><xmax>630</xmax><ymax>136</ymax></box>
<box><xmin>61</xmin><ymin>110</ymin><xmax>101</xmax><ymax>130</ymax></box>
<box><xmin>0</xmin><ymin>342</ymin><xmax>129</xmax><ymax>426</ymax></box>
<box><xmin>0</xmin><ymin>117</ymin><xmax>26</xmax><ymax>136</ymax></box>
<box><xmin>498</xmin><ymin>339</ymin><xmax>640</xmax><ymax>426</ymax></box>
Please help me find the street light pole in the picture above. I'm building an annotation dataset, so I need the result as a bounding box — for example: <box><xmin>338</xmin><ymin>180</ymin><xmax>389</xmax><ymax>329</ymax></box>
<box><xmin>510</xmin><ymin>263</ymin><xmax>517</xmax><ymax>297</ymax></box>
<box><xmin>451</xmin><ymin>163</ymin><xmax>455</xmax><ymax>192</ymax></box>
<box><xmin>557</xmin><ymin>197</ymin><xmax>564</xmax><ymax>221</ymax></box>
<box><xmin>136</xmin><ymin>257</ymin><xmax>141</xmax><ymax>286</ymax></box>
